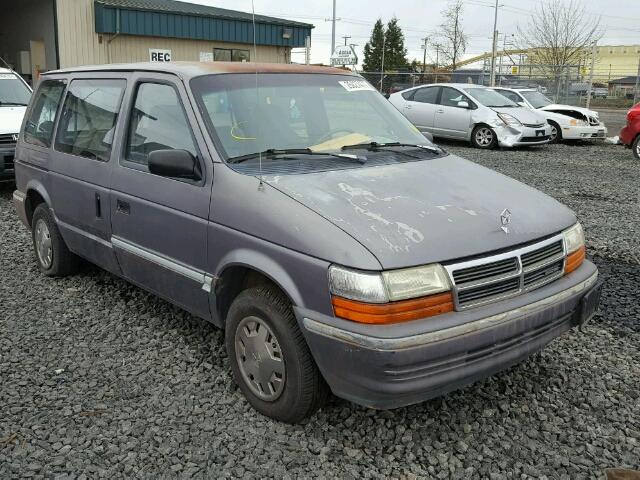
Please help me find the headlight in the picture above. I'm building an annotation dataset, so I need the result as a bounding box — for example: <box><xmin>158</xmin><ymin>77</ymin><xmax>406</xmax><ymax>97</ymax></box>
<box><xmin>563</xmin><ymin>222</ymin><xmax>586</xmax><ymax>275</ymax></box>
<box><xmin>497</xmin><ymin>112</ymin><xmax>522</xmax><ymax>127</ymax></box>
<box><xmin>328</xmin><ymin>264</ymin><xmax>454</xmax><ymax>324</ymax></box>
<box><xmin>382</xmin><ymin>264</ymin><xmax>450</xmax><ymax>301</ymax></box>
<box><xmin>569</xmin><ymin>119</ymin><xmax>588</xmax><ymax>127</ymax></box>
<box><xmin>563</xmin><ymin>222</ymin><xmax>584</xmax><ymax>254</ymax></box>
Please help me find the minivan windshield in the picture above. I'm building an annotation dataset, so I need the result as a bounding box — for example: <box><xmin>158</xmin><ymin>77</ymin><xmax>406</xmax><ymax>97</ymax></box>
<box><xmin>0</xmin><ymin>72</ymin><xmax>31</xmax><ymax>106</ymax></box>
<box><xmin>463</xmin><ymin>87</ymin><xmax>518</xmax><ymax>108</ymax></box>
<box><xmin>520</xmin><ymin>90</ymin><xmax>553</xmax><ymax>109</ymax></box>
<box><xmin>191</xmin><ymin>73</ymin><xmax>428</xmax><ymax>160</ymax></box>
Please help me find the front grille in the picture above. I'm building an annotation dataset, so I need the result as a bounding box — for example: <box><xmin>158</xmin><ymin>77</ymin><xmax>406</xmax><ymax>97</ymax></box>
<box><xmin>0</xmin><ymin>133</ymin><xmax>17</xmax><ymax>147</ymax></box>
<box><xmin>523</xmin><ymin>123</ymin><xmax>544</xmax><ymax>128</ymax></box>
<box><xmin>445</xmin><ymin>235</ymin><xmax>566</xmax><ymax>309</ymax></box>
<box><xmin>520</xmin><ymin>136</ymin><xmax>550</xmax><ymax>143</ymax></box>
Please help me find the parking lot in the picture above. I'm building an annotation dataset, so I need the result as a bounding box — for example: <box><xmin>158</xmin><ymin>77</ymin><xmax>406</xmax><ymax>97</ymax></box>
<box><xmin>1</xmin><ymin>134</ymin><xmax>639</xmax><ymax>478</ymax></box>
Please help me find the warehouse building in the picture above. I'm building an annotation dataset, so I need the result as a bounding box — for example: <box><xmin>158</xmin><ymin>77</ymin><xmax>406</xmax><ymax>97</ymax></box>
<box><xmin>0</xmin><ymin>0</ymin><xmax>313</xmax><ymax>84</ymax></box>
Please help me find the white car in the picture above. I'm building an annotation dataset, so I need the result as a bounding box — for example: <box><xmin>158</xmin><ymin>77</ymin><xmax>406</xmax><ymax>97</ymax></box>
<box><xmin>0</xmin><ymin>67</ymin><xmax>32</xmax><ymax>180</ymax></box>
<box><xmin>389</xmin><ymin>83</ymin><xmax>552</xmax><ymax>149</ymax></box>
<box><xmin>492</xmin><ymin>87</ymin><xmax>607</xmax><ymax>143</ymax></box>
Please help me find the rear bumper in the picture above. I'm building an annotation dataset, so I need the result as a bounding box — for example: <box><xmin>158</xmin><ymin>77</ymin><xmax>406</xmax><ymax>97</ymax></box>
<box><xmin>13</xmin><ymin>189</ymin><xmax>29</xmax><ymax>227</ymax></box>
<box><xmin>0</xmin><ymin>146</ymin><xmax>16</xmax><ymax>179</ymax></box>
<box><xmin>495</xmin><ymin>124</ymin><xmax>552</xmax><ymax>147</ymax></box>
<box><xmin>619</xmin><ymin>125</ymin><xmax>637</xmax><ymax>146</ymax></box>
<box><xmin>297</xmin><ymin>260</ymin><xmax>599</xmax><ymax>409</ymax></box>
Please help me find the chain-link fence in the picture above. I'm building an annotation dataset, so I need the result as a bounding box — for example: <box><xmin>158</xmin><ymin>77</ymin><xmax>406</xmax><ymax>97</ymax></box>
<box><xmin>360</xmin><ymin>66</ymin><xmax>640</xmax><ymax>109</ymax></box>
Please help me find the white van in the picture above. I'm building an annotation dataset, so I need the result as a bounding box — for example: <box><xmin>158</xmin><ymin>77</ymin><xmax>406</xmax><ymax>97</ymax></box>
<box><xmin>0</xmin><ymin>67</ymin><xmax>32</xmax><ymax>180</ymax></box>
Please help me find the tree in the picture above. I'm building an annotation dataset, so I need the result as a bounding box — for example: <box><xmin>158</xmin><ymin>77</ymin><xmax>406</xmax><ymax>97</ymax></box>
<box><xmin>518</xmin><ymin>0</ymin><xmax>602</xmax><ymax>92</ymax></box>
<box><xmin>439</xmin><ymin>0</ymin><xmax>467</xmax><ymax>70</ymax></box>
<box><xmin>362</xmin><ymin>19</ymin><xmax>385</xmax><ymax>72</ymax></box>
<box><xmin>383</xmin><ymin>17</ymin><xmax>408</xmax><ymax>70</ymax></box>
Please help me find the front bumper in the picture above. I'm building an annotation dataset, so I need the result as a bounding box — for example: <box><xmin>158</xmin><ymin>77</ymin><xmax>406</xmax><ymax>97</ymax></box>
<box><xmin>619</xmin><ymin>125</ymin><xmax>637</xmax><ymax>146</ymax></box>
<box><xmin>495</xmin><ymin>124</ymin><xmax>552</xmax><ymax>147</ymax></box>
<box><xmin>0</xmin><ymin>146</ymin><xmax>16</xmax><ymax>179</ymax></box>
<box><xmin>561</xmin><ymin>123</ymin><xmax>607</xmax><ymax>140</ymax></box>
<box><xmin>297</xmin><ymin>260</ymin><xmax>600</xmax><ymax>409</ymax></box>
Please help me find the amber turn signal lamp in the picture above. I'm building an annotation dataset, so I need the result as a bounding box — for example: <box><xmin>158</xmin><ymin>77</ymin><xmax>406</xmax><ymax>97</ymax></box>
<box><xmin>564</xmin><ymin>245</ymin><xmax>586</xmax><ymax>275</ymax></box>
<box><xmin>331</xmin><ymin>292</ymin><xmax>454</xmax><ymax>324</ymax></box>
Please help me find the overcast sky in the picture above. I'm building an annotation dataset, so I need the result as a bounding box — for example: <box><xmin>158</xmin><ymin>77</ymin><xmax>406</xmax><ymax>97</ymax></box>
<box><xmin>189</xmin><ymin>0</ymin><xmax>640</xmax><ymax>67</ymax></box>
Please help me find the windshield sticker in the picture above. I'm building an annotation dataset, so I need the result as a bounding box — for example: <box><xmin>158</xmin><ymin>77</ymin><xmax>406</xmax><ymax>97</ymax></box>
<box><xmin>0</xmin><ymin>74</ymin><xmax>17</xmax><ymax>80</ymax></box>
<box><xmin>338</xmin><ymin>80</ymin><xmax>376</xmax><ymax>92</ymax></box>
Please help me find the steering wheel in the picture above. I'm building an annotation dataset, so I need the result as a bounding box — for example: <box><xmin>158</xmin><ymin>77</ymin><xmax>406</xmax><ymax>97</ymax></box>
<box><xmin>316</xmin><ymin>128</ymin><xmax>355</xmax><ymax>143</ymax></box>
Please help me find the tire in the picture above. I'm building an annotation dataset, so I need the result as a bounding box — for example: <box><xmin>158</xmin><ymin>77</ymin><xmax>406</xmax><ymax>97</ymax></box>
<box><xmin>548</xmin><ymin>121</ymin><xmax>562</xmax><ymax>144</ymax></box>
<box><xmin>31</xmin><ymin>203</ymin><xmax>80</xmax><ymax>276</ymax></box>
<box><xmin>225</xmin><ymin>285</ymin><xmax>329</xmax><ymax>423</ymax></box>
<box><xmin>633</xmin><ymin>135</ymin><xmax>640</xmax><ymax>160</ymax></box>
<box><xmin>471</xmin><ymin>125</ymin><xmax>498</xmax><ymax>149</ymax></box>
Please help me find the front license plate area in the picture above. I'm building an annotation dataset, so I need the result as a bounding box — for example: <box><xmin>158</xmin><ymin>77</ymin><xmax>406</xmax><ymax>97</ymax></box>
<box><xmin>579</xmin><ymin>280</ymin><xmax>603</xmax><ymax>328</ymax></box>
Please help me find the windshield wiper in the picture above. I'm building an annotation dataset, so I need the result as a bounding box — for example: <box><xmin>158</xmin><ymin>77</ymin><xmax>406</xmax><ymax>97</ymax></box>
<box><xmin>227</xmin><ymin>148</ymin><xmax>367</xmax><ymax>164</ymax></box>
<box><xmin>341</xmin><ymin>142</ymin><xmax>442</xmax><ymax>154</ymax></box>
<box><xmin>0</xmin><ymin>101</ymin><xmax>29</xmax><ymax>106</ymax></box>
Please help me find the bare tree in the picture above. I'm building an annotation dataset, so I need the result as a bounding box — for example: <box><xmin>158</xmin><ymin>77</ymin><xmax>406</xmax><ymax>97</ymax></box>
<box><xmin>518</xmin><ymin>0</ymin><xmax>602</xmax><ymax>94</ymax></box>
<box><xmin>439</xmin><ymin>1</ymin><xmax>468</xmax><ymax>71</ymax></box>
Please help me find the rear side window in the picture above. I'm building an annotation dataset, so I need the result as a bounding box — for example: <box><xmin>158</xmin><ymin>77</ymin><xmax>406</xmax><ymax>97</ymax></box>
<box><xmin>412</xmin><ymin>87</ymin><xmax>439</xmax><ymax>104</ymax></box>
<box><xmin>24</xmin><ymin>80</ymin><xmax>66</xmax><ymax>148</ymax></box>
<box><xmin>55</xmin><ymin>79</ymin><xmax>126</xmax><ymax>161</ymax></box>
<box><xmin>124</xmin><ymin>82</ymin><xmax>197</xmax><ymax>166</ymax></box>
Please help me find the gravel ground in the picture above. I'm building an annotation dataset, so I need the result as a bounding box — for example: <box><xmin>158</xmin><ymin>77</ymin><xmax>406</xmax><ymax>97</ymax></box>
<box><xmin>1</xmin><ymin>139</ymin><xmax>639</xmax><ymax>479</ymax></box>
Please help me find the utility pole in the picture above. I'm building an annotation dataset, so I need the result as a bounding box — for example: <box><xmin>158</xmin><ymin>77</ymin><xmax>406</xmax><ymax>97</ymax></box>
<box><xmin>380</xmin><ymin>31</ymin><xmax>386</xmax><ymax>92</ymax></box>
<box><xmin>421</xmin><ymin>37</ymin><xmax>428</xmax><ymax>73</ymax></box>
<box><xmin>331</xmin><ymin>0</ymin><xmax>336</xmax><ymax>56</ymax></box>
<box><xmin>633</xmin><ymin>55</ymin><xmax>640</xmax><ymax>104</ymax></box>
<box><xmin>489</xmin><ymin>0</ymin><xmax>500</xmax><ymax>87</ymax></box>
<box><xmin>305</xmin><ymin>35</ymin><xmax>311</xmax><ymax>65</ymax></box>
<box><xmin>585</xmin><ymin>41</ymin><xmax>597</xmax><ymax>109</ymax></box>
<box><xmin>434</xmin><ymin>43</ymin><xmax>442</xmax><ymax>83</ymax></box>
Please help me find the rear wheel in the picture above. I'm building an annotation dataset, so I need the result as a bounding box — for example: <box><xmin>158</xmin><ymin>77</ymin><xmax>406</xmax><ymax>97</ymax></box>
<box><xmin>548</xmin><ymin>121</ymin><xmax>562</xmax><ymax>144</ymax></box>
<box><xmin>633</xmin><ymin>135</ymin><xmax>640</xmax><ymax>160</ymax></box>
<box><xmin>31</xmin><ymin>204</ymin><xmax>80</xmax><ymax>276</ymax></box>
<box><xmin>471</xmin><ymin>125</ymin><xmax>498</xmax><ymax>149</ymax></box>
<box><xmin>225</xmin><ymin>285</ymin><xmax>329</xmax><ymax>423</ymax></box>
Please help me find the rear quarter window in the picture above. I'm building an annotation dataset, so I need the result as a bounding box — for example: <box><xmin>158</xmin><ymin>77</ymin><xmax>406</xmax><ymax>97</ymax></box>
<box><xmin>24</xmin><ymin>80</ymin><xmax>66</xmax><ymax>148</ymax></box>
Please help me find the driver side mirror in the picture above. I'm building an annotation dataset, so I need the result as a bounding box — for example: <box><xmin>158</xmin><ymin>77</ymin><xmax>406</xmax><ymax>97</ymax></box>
<box><xmin>148</xmin><ymin>149</ymin><xmax>201</xmax><ymax>181</ymax></box>
<box><xmin>457</xmin><ymin>101</ymin><xmax>470</xmax><ymax>109</ymax></box>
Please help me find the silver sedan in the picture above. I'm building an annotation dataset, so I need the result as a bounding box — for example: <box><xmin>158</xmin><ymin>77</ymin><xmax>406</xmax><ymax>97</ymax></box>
<box><xmin>389</xmin><ymin>83</ymin><xmax>552</xmax><ymax>149</ymax></box>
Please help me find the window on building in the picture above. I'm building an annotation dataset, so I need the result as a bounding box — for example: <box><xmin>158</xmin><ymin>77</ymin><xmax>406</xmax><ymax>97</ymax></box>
<box><xmin>24</xmin><ymin>80</ymin><xmax>66</xmax><ymax>148</ymax></box>
<box><xmin>213</xmin><ymin>48</ymin><xmax>250</xmax><ymax>62</ymax></box>
<box><xmin>124</xmin><ymin>82</ymin><xmax>197</xmax><ymax>167</ymax></box>
<box><xmin>54</xmin><ymin>79</ymin><xmax>125</xmax><ymax>161</ymax></box>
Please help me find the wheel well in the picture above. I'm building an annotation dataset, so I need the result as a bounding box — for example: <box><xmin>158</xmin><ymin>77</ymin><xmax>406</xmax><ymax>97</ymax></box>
<box><xmin>25</xmin><ymin>190</ymin><xmax>46</xmax><ymax>227</ymax></box>
<box><xmin>214</xmin><ymin>266</ymin><xmax>291</xmax><ymax>325</ymax></box>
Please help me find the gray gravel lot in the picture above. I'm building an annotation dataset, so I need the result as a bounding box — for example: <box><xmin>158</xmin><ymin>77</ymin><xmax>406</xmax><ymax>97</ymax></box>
<box><xmin>1</xmin><ymin>139</ymin><xmax>639</xmax><ymax>479</ymax></box>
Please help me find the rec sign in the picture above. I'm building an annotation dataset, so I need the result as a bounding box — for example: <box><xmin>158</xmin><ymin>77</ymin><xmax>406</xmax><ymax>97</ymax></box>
<box><xmin>149</xmin><ymin>49</ymin><xmax>172</xmax><ymax>62</ymax></box>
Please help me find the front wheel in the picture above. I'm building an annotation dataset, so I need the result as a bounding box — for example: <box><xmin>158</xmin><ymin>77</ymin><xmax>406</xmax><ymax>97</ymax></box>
<box><xmin>225</xmin><ymin>285</ymin><xmax>329</xmax><ymax>423</ymax></box>
<box><xmin>548</xmin><ymin>121</ymin><xmax>562</xmax><ymax>144</ymax></box>
<box><xmin>633</xmin><ymin>135</ymin><xmax>640</xmax><ymax>160</ymax></box>
<box><xmin>471</xmin><ymin>125</ymin><xmax>498</xmax><ymax>149</ymax></box>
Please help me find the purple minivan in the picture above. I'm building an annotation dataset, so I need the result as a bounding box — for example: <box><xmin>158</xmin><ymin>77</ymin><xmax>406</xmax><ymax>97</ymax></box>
<box><xmin>13</xmin><ymin>62</ymin><xmax>602</xmax><ymax>422</ymax></box>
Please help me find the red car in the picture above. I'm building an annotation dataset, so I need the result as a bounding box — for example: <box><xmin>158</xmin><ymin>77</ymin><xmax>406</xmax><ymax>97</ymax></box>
<box><xmin>619</xmin><ymin>102</ymin><xmax>640</xmax><ymax>159</ymax></box>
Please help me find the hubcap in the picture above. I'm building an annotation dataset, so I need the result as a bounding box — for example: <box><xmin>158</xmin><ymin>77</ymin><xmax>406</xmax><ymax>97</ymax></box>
<box><xmin>550</xmin><ymin>125</ymin><xmax>558</xmax><ymax>141</ymax></box>
<box><xmin>235</xmin><ymin>316</ymin><xmax>285</xmax><ymax>401</ymax></box>
<box><xmin>35</xmin><ymin>219</ymin><xmax>53</xmax><ymax>268</ymax></box>
<box><xmin>635</xmin><ymin>142</ymin><xmax>640</xmax><ymax>158</ymax></box>
<box><xmin>475</xmin><ymin>128</ymin><xmax>493</xmax><ymax>146</ymax></box>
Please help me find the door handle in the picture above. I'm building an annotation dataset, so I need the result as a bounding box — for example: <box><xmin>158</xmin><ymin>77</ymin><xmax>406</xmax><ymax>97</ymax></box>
<box><xmin>116</xmin><ymin>199</ymin><xmax>130</xmax><ymax>215</ymax></box>
<box><xmin>404</xmin><ymin>104</ymin><xmax>412</xmax><ymax>109</ymax></box>
<box><xmin>436</xmin><ymin>108</ymin><xmax>444</xmax><ymax>113</ymax></box>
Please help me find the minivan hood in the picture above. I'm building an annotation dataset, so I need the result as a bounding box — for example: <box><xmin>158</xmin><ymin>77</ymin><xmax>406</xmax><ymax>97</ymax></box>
<box><xmin>0</xmin><ymin>106</ymin><xmax>27</xmax><ymax>135</ymax></box>
<box><xmin>493</xmin><ymin>106</ymin><xmax>545</xmax><ymax>125</ymax></box>
<box><xmin>265</xmin><ymin>155</ymin><xmax>575</xmax><ymax>270</ymax></box>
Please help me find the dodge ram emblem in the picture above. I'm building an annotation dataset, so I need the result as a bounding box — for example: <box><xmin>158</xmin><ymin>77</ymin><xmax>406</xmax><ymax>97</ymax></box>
<box><xmin>500</xmin><ymin>208</ymin><xmax>511</xmax><ymax>233</ymax></box>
